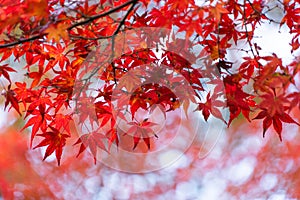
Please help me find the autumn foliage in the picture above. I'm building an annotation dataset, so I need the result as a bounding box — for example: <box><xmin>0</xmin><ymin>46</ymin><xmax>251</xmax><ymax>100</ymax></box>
<box><xmin>0</xmin><ymin>0</ymin><xmax>300</xmax><ymax>175</ymax></box>
<box><xmin>1</xmin><ymin>0</ymin><xmax>300</xmax><ymax>199</ymax></box>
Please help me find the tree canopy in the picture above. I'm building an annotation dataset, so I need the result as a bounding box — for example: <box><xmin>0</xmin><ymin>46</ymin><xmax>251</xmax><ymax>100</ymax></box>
<box><xmin>0</xmin><ymin>0</ymin><xmax>300</xmax><ymax>168</ymax></box>
<box><xmin>1</xmin><ymin>0</ymin><xmax>300</xmax><ymax>199</ymax></box>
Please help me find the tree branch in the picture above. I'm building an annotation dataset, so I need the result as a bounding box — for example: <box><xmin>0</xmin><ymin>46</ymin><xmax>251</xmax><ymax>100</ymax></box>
<box><xmin>110</xmin><ymin>0</ymin><xmax>137</xmax><ymax>85</ymax></box>
<box><xmin>0</xmin><ymin>34</ymin><xmax>45</xmax><ymax>49</ymax></box>
<box><xmin>67</xmin><ymin>0</ymin><xmax>137</xmax><ymax>31</ymax></box>
<box><xmin>0</xmin><ymin>0</ymin><xmax>138</xmax><ymax>49</ymax></box>
<box><xmin>112</xmin><ymin>0</ymin><xmax>137</xmax><ymax>36</ymax></box>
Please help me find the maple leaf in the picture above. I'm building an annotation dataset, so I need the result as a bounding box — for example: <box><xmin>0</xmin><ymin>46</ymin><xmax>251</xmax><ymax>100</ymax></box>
<box><xmin>94</xmin><ymin>101</ymin><xmax>113</xmax><ymax>127</ymax></box>
<box><xmin>13</xmin><ymin>82</ymin><xmax>38</xmax><ymax>110</ymax></box>
<box><xmin>252</xmin><ymin>55</ymin><xmax>292</xmax><ymax>93</ymax></box>
<box><xmin>44</xmin><ymin>43</ymin><xmax>69</xmax><ymax>70</ymax></box>
<box><xmin>22</xmin><ymin>102</ymin><xmax>53</xmax><ymax>147</ymax></box>
<box><xmin>106</xmin><ymin>128</ymin><xmax>119</xmax><ymax>150</ymax></box>
<box><xmin>49</xmin><ymin>70</ymin><xmax>75</xmax><ymax>110</ymax></box>
<box><xmin>148</xmin><ymin>8</ymin><xmax>172</xmax><ymax>28</ymax></box>
<box><xmin>49</xmin><ymin>114</ymin><xmax>73</xmax><ymax>135</ymax></box>
<box><xmin>25</xmin><ymin>97</ymin><xmax>53</xmax><ymax>118</ymax></box>
<box><xmin>26</xmin><ymin>64</ymin><xmax>44</xmax><ymax>88</ymax></box>
<box><xmin>180</xmin><ymin>68</ymin><xmax>203</xmax><ymax>91</ymax></box>
<box><xmin>2</xmin><ymin>85</ymin><xmax>21</xmax><ymax>116</ymax></box>
<box><xmin>25</xmin><ymin>0</ymin><xmax>49</xmax><ymax>18</ymax></box>
<box><xmin>239</xmin><ymin>57</ymin><xmax>261</xmax><ymax>79</ymax></box>
<box><xmin>45</xmin><ymin>23</ymin><xmax>69</xmax><ymax>42</ymax></box>
<box><xmin>129</xmin><ymin>89</ymin><xmax>148</xmax><ymax>119</ymax></box>
<box><xmin>210</xmin><ymin>3</ymin><xmax>229</xmax><ymax>22</ymax></box>
<box><xmin>74</xmin><ymin>131</ymin><xmax>107</xmax><ymax>164</ymax></box>
<box><xmin>280</xmin><ymin>4</ymin><xmax>300</xmax><ymax>29</ymax></box>
<box><xmin>95</xmin><ymin>84</ymin><xmax>114</xmax><ymax>102</ymax></box>
<box><xmin>0</xmin><ymin>64</ymin><xmax>16</xmax><ymax>83</ymax></box>
<box><xmin>78</xmin><ymin>1</ymin><xmax>98</xmax><ymax>16</ymax></box>
<box><xmin>146</xmin><ymin>85</ymin><xmax>181</xmax><ymax>112</ymax></box>
<box><xmin>34</xmin><ymin>126</ymin><xmax>70</xmax><ymax>165</ymax></box>
<box><xmin>169</xmin><ymin>0</ymin><xmax>190</xmax><ymax>11</ymax></box>
<box><xmin>258</xmin><ymin>92</ymin><xmax>288</xmax><ymax>117</ymax></box>
<box><xmin>0</xmin><ymin>48</ymin><xmax>13</xmax><ymax>62</ymax></box>
<box><xmin>126</xmin><ymin>118</ymin><xmax>158</xmax><ymax>150</ymax></box>
<box><xmin>75</xmin><ymin>95</ymin><xmax>100</xmax><ymax>126</ymax></box>
<box><xmin>195</xmin><ymin>92</ymin><xmax>226</xmax><ymax>123</ymax></box>
<box><xmin>253</xmin><ymin>92</ymin><xmax>300</xmax><ymax>141</ymax></box>
<box><xmin>224</xmin><ymin>74</ymin><xmax>256</xmax><ymax>126</ymax></box>
<box><xmin>210</xmin><ymin>45</ymin><xmax>219</xmax><ymax>60</ymax></box>
<box><xmin>118</xmin><ymin>69</ymin><xmax>143</xmax><ymax>92</ymax></box>
<box><xmin>253</xmin><ymin>110</ymin><xmax>299</xmax><ymax>141</ymax></box>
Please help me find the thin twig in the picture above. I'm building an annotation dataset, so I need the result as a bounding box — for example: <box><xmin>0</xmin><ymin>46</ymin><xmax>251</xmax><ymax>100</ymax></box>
<box><xmin>109</xmin><ymin>0</ymin><xmax>138</xmax><ymax>85</ymax></box>
<box><xmin>243</xmin><ymin>0</ymin><xmax>256</xmax><ymax>58</ymax></box>
<box><xmin>67</xmin><ymin>0</ymin><xmax>137</xmax><ymax>31</ymax></box>
<box><xmin>0</xmin><ymin>34</ymin><xmax>45</xmax><ymax>49</ymax></box>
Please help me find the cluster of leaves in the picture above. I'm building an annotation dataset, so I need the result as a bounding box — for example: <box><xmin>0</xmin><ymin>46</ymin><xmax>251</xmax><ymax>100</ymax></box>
<box><xmin>0</xmin><ymin>0</ymin><xmax>300</xmax><ymax>165</ymax></box>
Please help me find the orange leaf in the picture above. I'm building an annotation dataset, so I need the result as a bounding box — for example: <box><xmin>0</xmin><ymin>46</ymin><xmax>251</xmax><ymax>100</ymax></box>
<box><xmin>45</xmin><ymin>23</ymin><xmax>69</xmax><ymax>42</ymax></box>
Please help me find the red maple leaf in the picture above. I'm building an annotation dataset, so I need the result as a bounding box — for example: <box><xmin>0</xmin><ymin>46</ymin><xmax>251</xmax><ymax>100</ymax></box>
<box><xmin>2</xmin><ymin>85</ymin><xmax>21</xmax><ymax>116</ymax></box>
<box><xmin>126</xmin><ymin>118</ymin><xmax>158</xmax><ymax>150</ymax></box>
<box><xmin>0</xmin><ymin>64</ymin><xmax>16</xmax><ymax>83</ymax></box>
<box><xmin>224</xmin><ymin>74</ymin><xmax>256</xmax><ymax>126</ymax></box>
<box><xmin>253</xmin><ymin>92</ymin><xmax>300</xmax><ymax>141</ymax></box>
<box><xmin>74</xmin><ymin>131</ymin><xmax>107</xmax><ymax>164</ymax></box>
<box><xmin>196</xmin><ymin>92</ymin><xmax>226</xmax><ymax>123</ymax></box>
<box><xmin>22</xmin><ymin>103</ymin><xmax>52</xmax><ymax>147</ymax></box>
<box><xmin>34</xmin><ymin>126</ymin><xmax>70</xmax><ymax>166</ymax></box>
